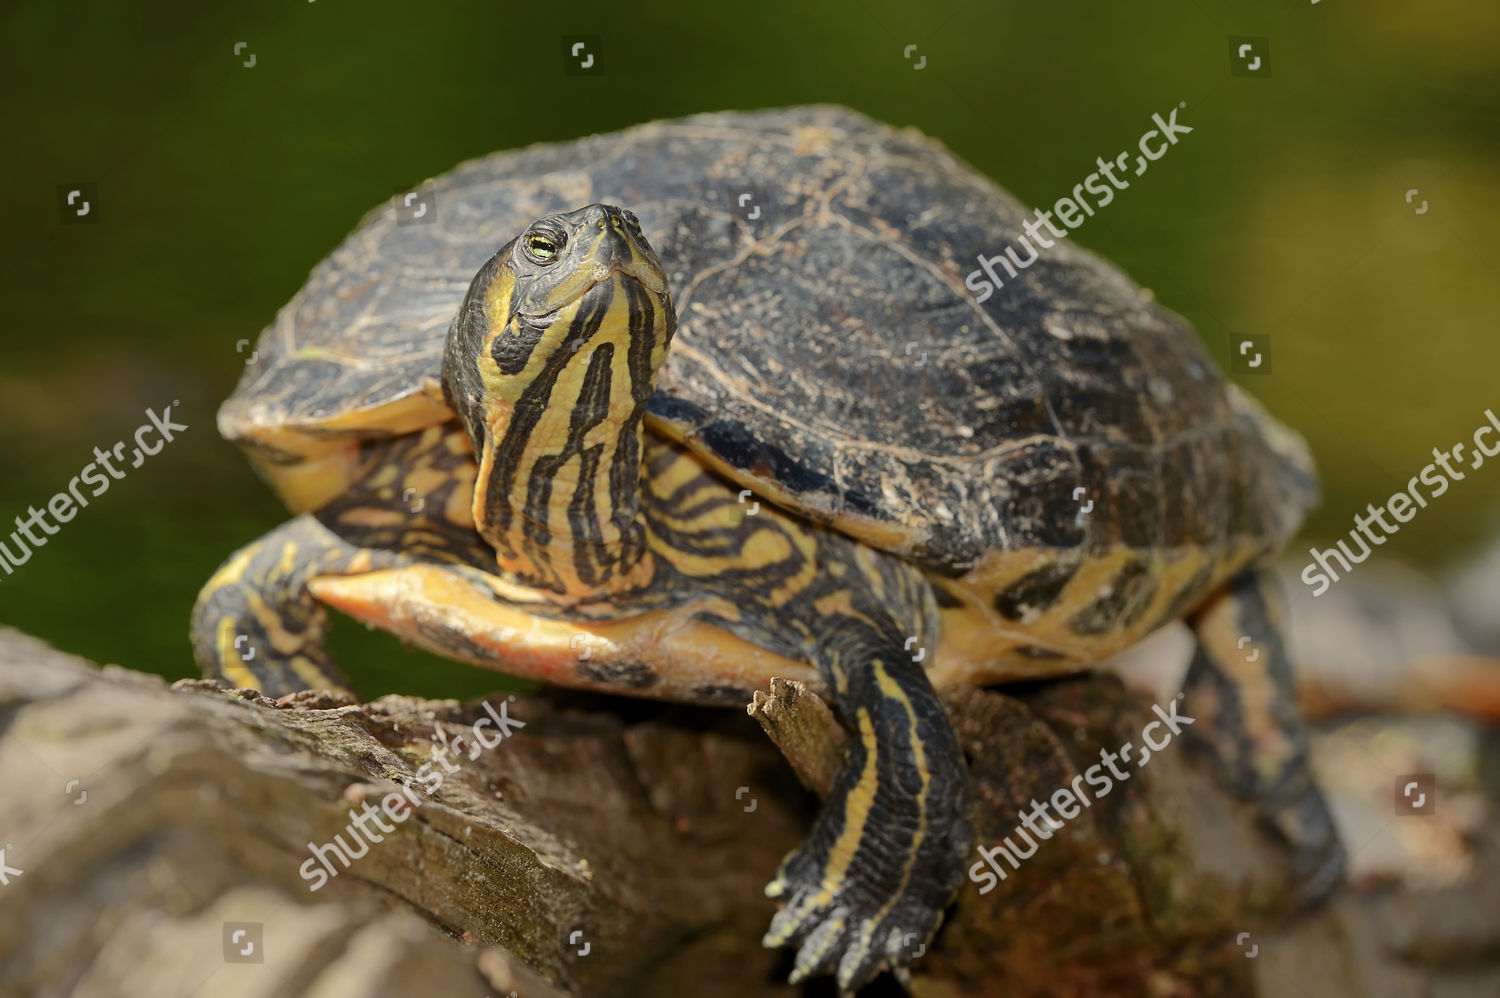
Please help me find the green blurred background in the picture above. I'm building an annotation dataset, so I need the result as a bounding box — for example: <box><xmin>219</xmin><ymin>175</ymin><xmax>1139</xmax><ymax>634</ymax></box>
<box><xmin>2</xmin><ymin>0</ymin><xmax>1496</xmax><ymax>698</ymax></box>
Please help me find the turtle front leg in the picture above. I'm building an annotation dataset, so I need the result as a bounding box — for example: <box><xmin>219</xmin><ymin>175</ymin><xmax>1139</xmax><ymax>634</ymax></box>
<box><xmin>1183</xmin><ymin>568</ymin><xmax>1346</xmax><ymax>903</ymax></box>
<box><xmin>191</xmin><ymin>514</ymin><xmax>397</xmax><ymax>697</ymax></box>
<box><xmin>763</xmin><ymin>618</ymin><xmax>971</xmax><ymax>991</ymax></box>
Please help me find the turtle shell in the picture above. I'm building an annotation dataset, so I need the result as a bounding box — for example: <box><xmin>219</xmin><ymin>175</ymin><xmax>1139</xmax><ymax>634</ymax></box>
<box><xmin>222</xmin><ymin>104</ymin><xmax>1317</xmax><ymax>577</ymax></box>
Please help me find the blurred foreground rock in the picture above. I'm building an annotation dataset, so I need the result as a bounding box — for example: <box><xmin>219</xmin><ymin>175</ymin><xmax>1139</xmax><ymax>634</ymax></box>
<box><xmin>0</xmin><ymin>628</ymin><xmax>1496</xmax><ymax>997</ymax></box>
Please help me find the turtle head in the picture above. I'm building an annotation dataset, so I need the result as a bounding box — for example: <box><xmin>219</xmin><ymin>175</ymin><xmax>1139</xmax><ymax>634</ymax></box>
<box><xmin>508</xmin><ymin>203</ymin><xmax>669</xmax><ymax>314</ymax></box>
<box><xmin>443</xmin><ymin>203</ymin><xmax>676</xmax><ymax>597</ymax></box>
<box><xmin>444</xmin><ymin>203</ymin><xmax>674</xmax><ymax>427</ymax></box>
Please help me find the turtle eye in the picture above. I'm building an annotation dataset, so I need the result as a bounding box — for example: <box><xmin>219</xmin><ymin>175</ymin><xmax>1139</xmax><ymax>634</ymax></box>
<box><xmin>522</xmin><ymin>226</ymin><xmax>566</xmax><ymax>265</ymax></box>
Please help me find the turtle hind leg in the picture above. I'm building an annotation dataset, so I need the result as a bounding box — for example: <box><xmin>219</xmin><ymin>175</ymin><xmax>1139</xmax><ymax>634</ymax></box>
<box><xmin>1183</xmin><ymin>568</ymin><xmax>1346</xmax><ymax>903</ymax></box>
<box><xmin>191</xmin><ymin>514</ymin><xmax>394</xmax><ymax>697</ymax></box>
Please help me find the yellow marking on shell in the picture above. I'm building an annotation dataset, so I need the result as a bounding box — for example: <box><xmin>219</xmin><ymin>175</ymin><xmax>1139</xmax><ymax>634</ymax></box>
<box><xmin>231</xmin><ymin>388</ymin><xmax>454</xmax><ymax>512</ymax></box>
<box><xmin>1135</xmin><ymin>549</ymin><xmax>1243</xmax><ymax>626</ymax></box>
<box><xmin>926</xmin><ymin>542</ymin><xmax>1261</xmax><ymax>689</ymax></box>
<box><xmin>245</xmin><ymin>445</ymin><xmax>363</xmax><ymax>513</ymax></box>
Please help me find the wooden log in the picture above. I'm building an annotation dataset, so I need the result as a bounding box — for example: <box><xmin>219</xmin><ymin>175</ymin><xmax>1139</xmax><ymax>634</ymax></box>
<box><xmin>0</xmin><ymin>628</ymin><xmax>1495</xmax><ymax>997</ymax></box>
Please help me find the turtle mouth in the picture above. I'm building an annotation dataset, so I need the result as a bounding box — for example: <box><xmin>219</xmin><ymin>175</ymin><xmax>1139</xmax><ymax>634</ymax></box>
<box><xmin>615</xmin><ymin>254</ymin><xmax>668</xmax><ymax>296</ymax></box>
<box><xmin>519</xmin><ymin>261</ymin><xmax>664</xmax><ymax>320</ymax></box>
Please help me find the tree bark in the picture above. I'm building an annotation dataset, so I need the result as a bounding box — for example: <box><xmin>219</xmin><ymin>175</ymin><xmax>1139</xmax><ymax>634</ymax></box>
<box><xmin>0</xmin><ymin>628</ymin><xmax>1495</xmax><ymax>997</ymax></box>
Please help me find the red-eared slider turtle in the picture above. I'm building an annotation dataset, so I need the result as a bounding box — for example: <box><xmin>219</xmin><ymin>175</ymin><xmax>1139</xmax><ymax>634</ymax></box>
<box><xmin>193</xmin><ymin>106</ymin><xmax>1343</xmax><ymax>990</ymax></box>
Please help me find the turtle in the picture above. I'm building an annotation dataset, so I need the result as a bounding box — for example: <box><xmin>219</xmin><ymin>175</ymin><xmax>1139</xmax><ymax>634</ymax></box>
<box><xmin>193</xmin><ymin>105</ymin><xmax>1344</xmax><ymax>991</ymax></box>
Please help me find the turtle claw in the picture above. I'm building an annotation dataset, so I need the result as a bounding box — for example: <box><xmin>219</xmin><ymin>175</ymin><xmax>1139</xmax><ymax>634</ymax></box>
<box><xmin>784</xmin><ymin>910</ymin><xmax>851</xmax><ymax>983</ymax></box>
<box><xmin>838</xmin><ymin>908</ymin><xmax>942</xmax><ymax>993</ymax></box>
<box><xmin>763</xmin><ymin>840</ymin><xmax>951</xmax><ymax>993</ymax></box>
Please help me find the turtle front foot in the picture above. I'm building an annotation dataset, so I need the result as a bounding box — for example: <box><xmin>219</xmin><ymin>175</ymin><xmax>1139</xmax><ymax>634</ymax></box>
<box><xmin>761</xmin><ymin>740</ymin><xmax>970</xmax><ymax>992</ymax></box>
<box><xmin>763</xmin><ymin>850</ymin><xmax>952</xmax><ymax>991</ymax></box>
<box><xmin>191</xmin><ymin>515</ymin><xmax>376</xmax><ymax>698</ymax></box>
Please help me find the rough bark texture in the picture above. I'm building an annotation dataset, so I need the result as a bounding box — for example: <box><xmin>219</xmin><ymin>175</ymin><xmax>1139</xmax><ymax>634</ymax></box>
<box><xmin>0</xmin><ymin>628</ymin><xmax>1495</xmax><ymax>998</ymax></box>
<box><xmin>748</xmin><ymin>677</ymin><xmax>847</xmax><ymax>799</ymax></box>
